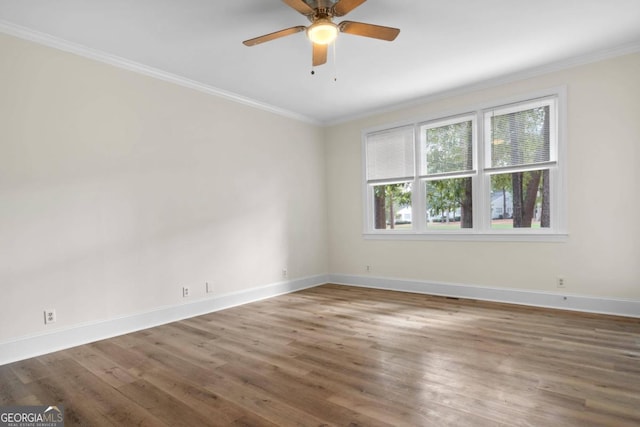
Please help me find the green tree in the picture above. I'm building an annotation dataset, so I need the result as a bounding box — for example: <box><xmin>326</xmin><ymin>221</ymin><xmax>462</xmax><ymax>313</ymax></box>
<box><xmin>424</xmin><ymin>120</ymin><xmax>473</xmax><ymax>228</ymax></box>
<box><xmin>426</xmin><ymin>178</ymin><xmax>472</xmax><ymax>227</ymax></box>
<box><xmin>492</xmin><ymin>105</ymin><xmax>550</xmax><ymax>228</ymax></box>
<box><xmin>492</xmin><ymin>173</ymin><xmax>511</xmax><ymax>218</ymax></box>
<box><xmin>374</xmin><ymin>183</ymin><xmax>412</xmax><ymax>229</ymax></box>
<box><xmin>512</xmin><ymin>106</ymin><xmax>549</xmax><ymax>227</ymax></box>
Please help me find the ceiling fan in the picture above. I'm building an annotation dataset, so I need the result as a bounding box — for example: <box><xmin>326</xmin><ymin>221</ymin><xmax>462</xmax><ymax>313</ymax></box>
<box><xmin>242</xmin><ymin>0</ymin><xmax>400</xmax><ymax>67</ymax></box>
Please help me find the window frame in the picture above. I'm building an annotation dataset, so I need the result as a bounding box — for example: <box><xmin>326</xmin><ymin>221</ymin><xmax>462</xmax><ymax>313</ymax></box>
<box><xmin>417</xmin><ymin>114</ymin><xmax>477</xmax><ymax>232</ymax></box>
<box><xmin>362</xmin><ymin>87</ymin><xmax>568</xmax><ymax>242</ymax></box>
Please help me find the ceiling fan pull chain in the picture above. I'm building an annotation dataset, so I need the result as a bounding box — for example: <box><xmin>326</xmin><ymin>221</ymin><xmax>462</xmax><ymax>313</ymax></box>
<box><xmin>333</xmin><ymin>40</ymin><xmax>338</xmax><ymax>82</ymax></box>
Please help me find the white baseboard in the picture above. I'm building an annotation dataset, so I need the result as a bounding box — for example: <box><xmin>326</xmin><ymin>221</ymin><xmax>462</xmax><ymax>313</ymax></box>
<box><xmin>3</xmin><ymin>273</ymin><xmax>637</xmax><ymax>365</ymax></box>
<box><xmin>0</xmin><ymin>274</ymin><xmax>329</xmax><ymax>366</ymax></box>
<box><xmin>329</xmin><ymin>274</ymin><xmax>640</xmax><ymax>318</ymax></box>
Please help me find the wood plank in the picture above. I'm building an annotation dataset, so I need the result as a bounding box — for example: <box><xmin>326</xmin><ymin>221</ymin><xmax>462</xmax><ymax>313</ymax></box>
<box><xmin>135</xmin><ymin>368</ymin><xmax>248</xmax><ymax>425</ymax></box>
<box><xmin>116</xmin><ymin>379</ymin><xmax>217</xmax><ymax>427</ymax></box>
<box><xmin>0</xmin><ymin>364</ymin><xmax>34</xmax><ymax>405</ymax></box>
<box><xmin>42</xmin><ymin>357</ymin><xmax>166</xmax><ymax>426</ymax></box>
<box><xmin>216</xmin><ymin>361</ymin><xmax>393</xmax><ymax>426</ymax></box>
<box><xmin>0</xmin><ymin>284</ymin><xmax>638</xmax><ymax>426</ymax></box>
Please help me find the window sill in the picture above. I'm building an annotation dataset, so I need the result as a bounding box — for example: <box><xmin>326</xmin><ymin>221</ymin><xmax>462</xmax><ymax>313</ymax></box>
<box><xmin>363</xmin><ymin>231</ymin><xmax>569</xmax><ymax>242</ymax></box>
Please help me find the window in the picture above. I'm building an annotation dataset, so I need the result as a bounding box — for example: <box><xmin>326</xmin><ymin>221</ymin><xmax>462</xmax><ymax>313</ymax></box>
<box><xmin>365</xmin><ymin>126</ymin><xmax>414</xmax><ymax>230</ymax></box>
<box><xmin>485</xmin><ymin>100</ymin><xmax>555</xmax><ymax>230</ymax></box>
<box><xmin>421</xmin><ymin>116</ymin><xmax>475</xmax><ymax>230</ymax></box>
<box><xmin>363</xmin><ymin>91</ymin><xmax>566</xmax><ymax>240</ymax></box>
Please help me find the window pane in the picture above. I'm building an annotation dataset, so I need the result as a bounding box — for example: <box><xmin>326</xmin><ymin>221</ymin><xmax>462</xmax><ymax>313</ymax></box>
<box><xmin>425</xmin><ymin>177</ymin><xmax>473</xmax><ymax>229</ymax></box>
<box><xmin>490</xmin><ymin>170</ymin><xmax>550</xmax><ymax>229</ymax></box>
<box><xmin>366</xmin><ymin>127</ymin><xmax>415</xmax><ymax>181</ymax></box>
<box><xmin>422</xmin><ymin>120</ymin><xmax>473</xmax><ymax>175</ymax></box>
<box><xmin>489</xmin><ymin>105</ymin><xmax>550</xmax><ymax>168</ymax></box>
<box><xmin>372</xmin><ymin>182</ymin><xmax>412</xmax><ymax>230</ymax></box>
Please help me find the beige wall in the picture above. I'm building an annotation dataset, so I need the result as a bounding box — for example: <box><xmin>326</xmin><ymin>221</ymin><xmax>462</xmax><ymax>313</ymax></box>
<box><xmin>0</xmin><ymin>33</ymin><xmax>328</xmax><ymax>342</ymax></box>
<box><xmin>326</xmin><ymin>53</ymin><xmax>640</xmax><ymax>300</ymax></box>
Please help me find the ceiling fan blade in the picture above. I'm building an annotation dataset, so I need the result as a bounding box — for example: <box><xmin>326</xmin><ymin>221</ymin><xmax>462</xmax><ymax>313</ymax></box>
<box><xmin>243</xmin><ymin>26</ymin><xmax>307</xmax><ymax>46</ymax></box>
<box><xmin>339</xmin><ymin>21</ymin><xmax>400</xmax><ymax>41</ymax></box>
<box><xmin>333</xmin><ymin>0</ymin><xmax>367</xmax><ymax>17</ymax></box>
<box><xmin>282</xmin><ymin>0</ymin><xmax>315</xmax><ymax>16</ymax></box>
<box><xmin>312</xmin><ymin>43</ymin><xmax>328</xmax><ymax>66</ymax></box>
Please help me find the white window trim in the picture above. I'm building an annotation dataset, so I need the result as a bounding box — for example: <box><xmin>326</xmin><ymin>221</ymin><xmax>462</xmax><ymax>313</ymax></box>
<box><xmin>362</xmin><ymin>87</ymin><xmax>568</xmax><ymax>242</ymax></box>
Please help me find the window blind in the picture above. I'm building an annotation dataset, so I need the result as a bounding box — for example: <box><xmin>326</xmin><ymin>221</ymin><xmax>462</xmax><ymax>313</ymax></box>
<box><xmin>365</xmin><ymin>126</ymin><xmax>414</xmax><ymax>182</ymax></box>
<box><xmin>489</xmin><ymin>105</ymin><xmax>551</xmax><ymax>169</ymax></box>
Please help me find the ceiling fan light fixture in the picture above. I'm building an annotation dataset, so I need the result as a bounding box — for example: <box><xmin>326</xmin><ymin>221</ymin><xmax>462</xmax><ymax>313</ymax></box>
<box><xmin>243</xmin><ymin>0</ymin><xmax>400</xmax><ymax>67</ymax></box>
<box><xmin>307</xmin><ymin>19</ymin><xmax>338</xmax><ymax>45</ymax></box>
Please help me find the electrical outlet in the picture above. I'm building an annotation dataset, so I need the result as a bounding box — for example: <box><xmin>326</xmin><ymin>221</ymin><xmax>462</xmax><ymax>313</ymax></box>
<box><xmin>557</xmin><ymin>277</ymin><xmax>566</xmax><ymax>288</ymax></box>
<box><xmin>182</xmin><ymin>286</ymin><xmax>190</xmax><ymax>297</ymax></box>
<box><xmin>366</xmin><ymin>265</ymin><xmax>371</xmax><ymax>273</ymax></box>
<box><xmin>44</xmin><ymin>309</ymin><xmax>56</xmax><ymax>325</ymax></box>
<box><xmin>282</xmin><ymin>268</ymin><xmax>288</xmax><ymax>279</ymax></box>
<box><xmin>206</xmin><ymin>282</ymin><xmax>213</xmax><ymax>293</ymax></box>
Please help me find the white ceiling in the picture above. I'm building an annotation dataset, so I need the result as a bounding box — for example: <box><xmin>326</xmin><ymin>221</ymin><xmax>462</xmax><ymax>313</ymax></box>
<box><xmin>1</xmin><ymin>0</ymin><xmax>640</xmax><ymax>124</ymax></box>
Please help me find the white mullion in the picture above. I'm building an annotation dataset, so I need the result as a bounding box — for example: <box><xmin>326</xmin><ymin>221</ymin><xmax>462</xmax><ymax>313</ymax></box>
<box><xmin>413</xmin><ymin>126</ymin><xmax>426</xmax><ymax>231</ymax></box>
<box><xmin>485</xmin><ymin>161</ymin><xmax>557</xmax><ymax>175</ymax></box>
<box><xmin>419</xmin><ymin>170</ymin><xmax>477</xmax><ymax>181</ymax></box>
<box><xmin>483</xmin><ymin>110</ymin><xmax>493</xmax><ymax>171</ymax></box>
<box><xmin>367</xmin><ymin>176</ymin><xmax>416</xmax><ymax>185</ymax></box>
<box><xmin>475</xmin><ymin>111</ymin><xmax>487</xmax><ymax>232</ymax></box>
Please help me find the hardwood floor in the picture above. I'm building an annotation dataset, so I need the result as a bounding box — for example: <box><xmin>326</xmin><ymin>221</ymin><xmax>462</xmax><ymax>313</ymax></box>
<box><xmin>1</xmin><ymin>284</ymin><xmax>639</xmax><ymax>426</ymax></box>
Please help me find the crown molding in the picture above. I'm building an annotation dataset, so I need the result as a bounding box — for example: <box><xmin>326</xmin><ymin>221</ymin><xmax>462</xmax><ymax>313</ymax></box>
<box><xmin>0</xmin><ymin>20</ymin><xmax>321</xmax><ymax>126</ymax></box>
<box><xmin>1</xmin><ymin>20</ymin><xmax>638</xmax><ymax>128</ymax></box>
